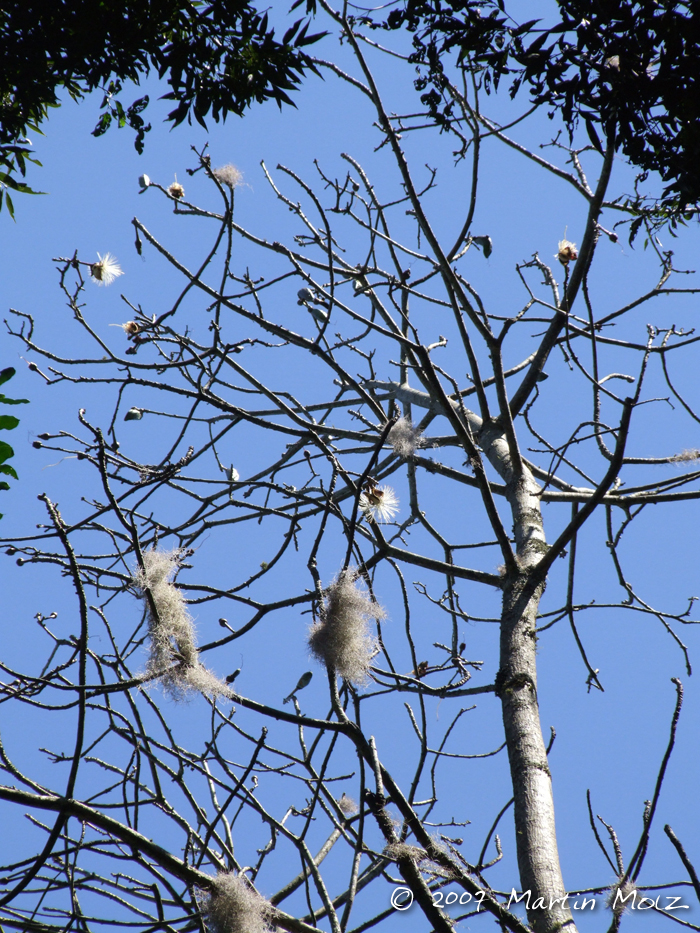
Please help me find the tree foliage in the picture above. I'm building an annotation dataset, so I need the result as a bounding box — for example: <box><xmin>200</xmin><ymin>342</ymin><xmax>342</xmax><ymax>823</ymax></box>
<box><xmin>0</xmin><ymin>0</ymin><xmax>324</xmax><ymax>213</ymax></box>
<box><xmin>0</xmin><ymin>367</ymin><xmax>29</xmax><ymax>518</ymax></box>
<box><xmin>376</xmin><ymin>0</ymin><xmax>700</xmax><ymax>215</ymax></box>
<box><xmin>4</xmin><ymin>0</ymin><xmax>699</xmax><ymax>221</ymax></box>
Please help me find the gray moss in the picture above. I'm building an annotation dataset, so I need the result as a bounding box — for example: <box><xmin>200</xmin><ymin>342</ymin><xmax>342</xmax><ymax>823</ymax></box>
<box><xmin>200</xmin><ymin>872</ymin><xmax>274</xmax><ymax>933</ymax></box>
<box><xmin>308</xmin><ymin>569</ymin><xmax>385</xmax><ymax>684</ymax></box>
<box><xmin>132</xmin><ymin>548</ymin><xmax>232</xmax><ymax>701</ymax></box>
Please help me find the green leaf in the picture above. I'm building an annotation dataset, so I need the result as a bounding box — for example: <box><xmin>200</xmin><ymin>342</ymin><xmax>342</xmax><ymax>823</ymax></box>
<box><xmin>0</xmin><ymin>368</ymin><xmax>16</xmax><ymax>387</ymax></box>
<box><xmin>0</xmin><ymin>173</ymin><xmax>45</xmax><ymax>194</ymax></box>
<box><xmin>629</xmin><ymin>216</ymin><xmax>644</xmax><ymax>247</ymax></box>
<box><xmin>584</xmin><ymin>117</ymin><xmax>604</xmax><ymax>156</ymax></box>
<box><xmin>0</xmin><ymin>440</ymin><xmax>15</xmax><ymax>463</ymax></box>
<box><xmin>0</xmin><ymin>415</ymin><xmax>20</xmax><ymax>430</ymax></box>
<box><xmin>511</xmin><ymin>19</ymin><xmax>541</xmax><ymax>38</ymax></box>
<box><xmin>0</xmin><ymin>464</ymin><xmax>18</xmax><ymax>479</ymax></box>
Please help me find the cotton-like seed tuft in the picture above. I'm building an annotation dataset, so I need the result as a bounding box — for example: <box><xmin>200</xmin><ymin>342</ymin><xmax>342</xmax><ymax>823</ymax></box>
<box><xmin>556</xmin><ymin>237</ymin><xmax>578</xmax><ymax>265</ymax></box>
<box><xmin>388</xmin><ymin>417</ymin><xmax>424</xmax><ymax>458</ymax></box>
<box><xmin>90</xmin><ymin>252</ymin><xmax>123</xmax><ymax>286</ymax></box>
<box><xmin>213</xmin><ymin>164</ymin><xmax>243</xmax><ymax>188</ymax></box>
<box><xmin>108</xmin><ymin>321</ymin><xmax>140</xmax><ymax>336</ymax></box>
<box><xmin>359</xmin><ymin>483</ymin><xmax>399</xmax><ymax>523</ymax></box>
<box><xmin>338</xmin><ymin>793</ymin><xmax>357</xmax><ymax>815</ymax></box>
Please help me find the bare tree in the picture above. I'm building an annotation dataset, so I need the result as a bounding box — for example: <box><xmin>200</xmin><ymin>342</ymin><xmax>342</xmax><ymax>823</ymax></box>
<box><xmin>3</xmin><ymin>6</ymin><xmax>700</xmax><ymax>933</ymax></box>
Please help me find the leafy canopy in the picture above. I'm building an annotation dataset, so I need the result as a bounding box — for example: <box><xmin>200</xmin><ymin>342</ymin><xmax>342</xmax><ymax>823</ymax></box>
<box><xmin>0</xmin><ymin>367</ymin><xmax>29</xmax><ymax>519</ymax></box>
<box><xmin>374</xmin><ymin>0</ymin><xmax>700</xmax><ymax>214</ymax></box>
<box><xmin>0</xmin><ymin>0</ymin><xmax>325</xmax><ymax>215</ymax></box>
<box><xmin>3</xmin><ymin>0</ymin><xmax>699</xmax><ymax>222</ymax></box>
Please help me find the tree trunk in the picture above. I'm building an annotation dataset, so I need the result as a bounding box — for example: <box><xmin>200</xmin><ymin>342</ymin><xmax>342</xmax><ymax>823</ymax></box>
<box><xmin>500</xmin><ymin>573</ymin><xmax>577</xmax><ymax>933</ymax></box>
<box><xmin>477</xmin><ymin>416</ymin><xmax>577</xmax><ymax>932</ymax></box>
